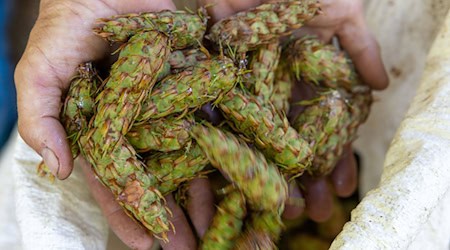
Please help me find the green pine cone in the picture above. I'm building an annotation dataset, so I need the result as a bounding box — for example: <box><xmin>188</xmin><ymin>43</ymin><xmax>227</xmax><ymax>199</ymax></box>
<box><xmin>287</xmin><ymin>36</ymin><xmax>354</xmax><ymax>90</ymax></box>
<box><xmin>200</xmin><ymin>190</ymin><xmax>247</xmax><ymax>250</ymax></box>
<box><xmin>79</xmin><ymin>31</ymin><xmax>173</xmax><ymax>239</ymax></box>
<box><xmin>207</xmin><ymin>0</ymin><xmax>320</xmax><ymax>53</ymax></box>
<box><xmin>157</xmin><ymin>47</ymin><xmax>210</xmax><ymax>81</ymax></box>
<box><xmin>144</xmin><ymin>143</ymin><xmax>209</xmax><ymax>195</ymax></box>
<box><xmin>234</xmin><ymin>211</ymin><xmax>283</xmax><ymax>250</ymax></box>
<box><xmin>293</xmin><ymin>90</ymin><xmax>349</xmax><ymax>176</ymax></box>
<box><xmin>191</xmin><ymin>124</ymin><xmax>288</xmax><ymax>212</ymax></box>
<box><xmin>37</xmin><ymin>63</ymin><xmax>99</xmax><ymax>179</ymax></box>
<box><xmin>270</xmin><ymin>62</ymin><xmax>294</xmax><ymax>114</ymax></box>
<box><xmin>137</xmin><ymin>57</ymin><xmax>237</xmax><ymax>121</ymax></box>
<box><xmin>127</xmin><ymin>115</ymin><xmax>194</xmax><ymax>153</ymax></box>
<box><xmin>168</xmin><ymin>47</ymin><xmax>210</xmax><ymax>73</ymax></box>
<box><xmin>219</xmin><ymin>88</ymin><xmax>313</xmax><ymax>175</ymax></box>
<box><xmin>94</xmin><ymin>8</ymin><xmax>208</xmax><ymax>49</ymax></box>
<box><xmin>245</xmin><ymin>42</ymin><xmax>281</xmax><ymax>102</ymax></box>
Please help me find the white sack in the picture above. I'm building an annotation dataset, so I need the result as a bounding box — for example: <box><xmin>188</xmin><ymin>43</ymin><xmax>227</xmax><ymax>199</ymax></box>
<box><xmin>332</xmin><ymin>7</ymin><xmax>450</xmax><ymax>249</ymax></box>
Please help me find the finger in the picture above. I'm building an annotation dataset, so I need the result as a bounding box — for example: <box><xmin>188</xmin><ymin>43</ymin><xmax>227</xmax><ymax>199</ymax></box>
<box><xmin>78</xmin><ymin>157</ymin><xmax>154</xmax><ymax>250</ymax></box>
<box><xmin>197</xmin><ymin>0</ymin><xmax>261</xmax><ymax>23</ymax></box>
<box><xmin>112</xmin><ymin>0</ymin><xmax>176</xmax><ymax>13</ymax></box>
<box><xmin>197</xmin><ymin>0</ymin><xmax>234</xmax><ymax>23</ymax></box>
<box><xmin>160</xmin><ymin>195</ymin><xmax>197</xmax><ymax>250</ymax></box>
<box><xmin>15</xmin><ymin>58</ymin><xmax>74</xmax><ymax>180</ymax></box>
<box><xmin>282</xmin><ymin>180</ymin><xmax>305</xmax><ymax>220</ymax></box>
<box><xmin>300</xmin><ymin>175</ymin><xmax>333</xmax><ymax>222</ymax></box>
<box><xmin>291</xmin><ymin>26</ymin><xmax>336</xmax><ymax>44</ymax></box>
<box><xmin>331</xmin><ymin>145</ymin><xmax>358</xmax><ymax>198</ymax></box>
<box><xmin>185</xmin><ymin>178</ymin><xmax>215</xmax><ymax>237</ymax></box>
<box><xmin>337</xmin><ymin>16</ymin><xmax>389</xmax><ymax>90</ymax></box>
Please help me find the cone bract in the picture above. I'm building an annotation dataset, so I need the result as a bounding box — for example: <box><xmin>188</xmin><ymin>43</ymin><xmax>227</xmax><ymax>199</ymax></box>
<box><xmin>208</xmin><ymin>1</ymin><xmax>320</xmax><ymax>52</ymax></box>
<box><xmin>200</xmin><ymin>190</ymin><xmax>247</xmax><ymax>250</ymax></box>
<box><xmin>191</xmin><ymin>124</ymin><xmax>288</xmax><ymax>211</ymax></box>
<box><xmin>145</xmin><ymin>143</ymin><xmax>209</xmax><ymax>195</ymax></box>
<box><xmin>219</xmin><ymin>88</ymin><xmax>313</xmax><ymax>175</ymax></box>
<box><xmin>79</xmin><ymin>31</ymin><xmax>172</xmax><ymax>238</ymax></box>
<box><xmin>94</xmin><ymin>8</ymin><xmax>208</xmax><ymax>49</ymax></box>
<box><xmin>127</xmin><ymin>115</ymin><xmax>194</xmax><ymax>153</ymax></box>
<box><xmin>137</xmin><ymin>57</ymin><xmax>237</xmax><ymax>121</ymax></box>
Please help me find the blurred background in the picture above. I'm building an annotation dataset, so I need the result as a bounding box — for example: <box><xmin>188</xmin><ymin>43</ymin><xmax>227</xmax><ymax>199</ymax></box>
<box><xmin>0</xmin><ymin>0</ymin><xmax>29</xmax><ymax>153</ymax></box>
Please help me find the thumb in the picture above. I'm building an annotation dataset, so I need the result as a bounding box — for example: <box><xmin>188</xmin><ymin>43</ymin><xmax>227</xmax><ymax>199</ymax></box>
<box><xmin>15</xmin><ymin>50</ymin><xmax>74</xmax><ymax>180</ymax></box>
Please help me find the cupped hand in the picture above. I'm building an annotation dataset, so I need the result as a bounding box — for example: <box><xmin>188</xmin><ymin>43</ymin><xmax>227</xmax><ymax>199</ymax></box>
<box><xmin>14</xmin><ymin>0</ymin><xmax>176</xmax><ymax>180</ymax></box>
<box><xmin>14</xmin><ymin>0</ymin><xmax>218</xmax><ymax>249</ymax></box>
<box><xmin>198</xmin><ymin>0</ymin><xmax>388</xmax><ymax>223</ymax></box>
<box><xmin>80</xmin><ymin>156</ymin><xmax>216</xmax><ymax>250</ymax></box>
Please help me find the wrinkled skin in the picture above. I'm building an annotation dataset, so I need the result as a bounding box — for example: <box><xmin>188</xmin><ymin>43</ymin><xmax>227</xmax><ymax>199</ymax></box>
<box><xmin>199</xmin><ymin>0</ymin><xmax>388</xmax><ymax>223</ymax></box>
<box><xmin>14</xmin><ymin>0</ymin><xmax>215</xmax><ymax>249</ymax></box>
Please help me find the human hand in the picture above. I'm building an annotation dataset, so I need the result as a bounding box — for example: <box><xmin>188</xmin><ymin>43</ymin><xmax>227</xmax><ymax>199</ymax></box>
<box><xmin>198</xmin><ymin>0</ymin><xmax>389</xmax><ymax>222</ymax></box>
<box><xmin>14</xmin><ymin>0</ymin><xmax>218</xmax><ymax>249</ymax></box>
<box><xmin>14</xmin><ymin>0</ymin><xmax>176</xmax><ymax>180</ymax></box>
<box><xmin>80</xmin><ymin>157</ymin><xmax>216</xmax><ymax>250</ymax></box>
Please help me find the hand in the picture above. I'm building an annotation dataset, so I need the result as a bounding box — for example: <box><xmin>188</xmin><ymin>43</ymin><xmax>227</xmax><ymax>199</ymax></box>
<box><xmin>14</xmin><ymin>0</ymin><xmax>216</xmax><ymax>249</ymax></box>
<box><xmin>198</xmin><ymin>0</ymin><xmax>389</xmax><ymax>222</ymax></box>
<box><xmin>14</xmin><ymin>0</ymin><xmax>176</xmax><ymax>180</ymax></box>
<box><xmin>80</xmin><ymin>157</ymin><xmax>216</xmax><ymax>250</ymax></box>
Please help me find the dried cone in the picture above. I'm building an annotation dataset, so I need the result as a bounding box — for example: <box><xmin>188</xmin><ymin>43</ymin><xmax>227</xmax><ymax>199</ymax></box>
<box><xmin>200</xmin><ymin>190</ymin><xmax>247</xmax><ymax>250</ymax></box>
<box><xmin>207</xmin><ymin>0</ymin><xmax>321</xmax><ymax>53</ymax></box>
<box><xmin>191</xmin><ymin>124</ymin><xmax>288</xmax><ymax>211</ymax></box>
<box><xmin>246</xmin><ymin>42</ymin><xmax>281</xmax><ymax>102</ymax></box>
<box><xmin>94</xmin><ymin>8</ymin><xmax>208</xmax><ymax>49</ymax></box>
<box><xmin>137</xmin><ymin>57</ymin><xmax>237</xmax><ymax>121</ymax></box>
<box><xmin>79</xmin><ymin>31</ymin><xmax>173</xmax><ymax>239</ymax></box>
<box><xmin>219</xmin><ymin>88</ymin><xmax>313</xmax><ymax>175</ymax></box>
<box><xmin>127</xmin><ymin>115</ymin><xmax>194</xmax><ymax>153</ymax></box>
<box><xmin>37</xmin><ymin>63</ymin><xmax>99</xmax><ymax>178</ymax></box>
<box><xmin>144</xmin><ymin>143</ymin><xmax>210</xmax><ymax>195</ymax></box>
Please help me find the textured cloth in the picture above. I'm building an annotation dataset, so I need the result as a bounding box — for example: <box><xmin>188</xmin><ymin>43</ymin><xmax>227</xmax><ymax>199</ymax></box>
<box><xmin>333</xmin><ymin>4</ymin><xmax>450</xmax><ymax>249</ymax></box>
<box><xmin>0</xmin><ymin>128</ymin><xmax>109</xmax><ymax>249</ymax></box>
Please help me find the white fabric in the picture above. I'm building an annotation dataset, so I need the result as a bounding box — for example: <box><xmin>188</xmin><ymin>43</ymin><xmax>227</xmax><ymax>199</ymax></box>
<box><xmin>0</xmin><ymin>128</ymin><xmax>109</xmax><ymax>250</ymax></box>
<box><xmin>332</xmin><ymin>6</ymin><xmax>450</xmax><ymax>249</ymax></box>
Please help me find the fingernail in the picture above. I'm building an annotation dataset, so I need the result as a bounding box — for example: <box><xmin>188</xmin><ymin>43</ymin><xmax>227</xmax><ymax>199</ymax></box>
<box><xmin>42</xmin><ymin>148</ymin><xmax>60</xmax><ymax>179</ymax></box>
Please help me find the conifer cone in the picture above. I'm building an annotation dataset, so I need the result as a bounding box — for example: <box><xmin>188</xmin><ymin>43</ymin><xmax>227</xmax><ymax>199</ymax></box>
<box><xmin>270</xmin><ymin>63</ymin><xmax>294</xmax><ymax>114</ymax></box>
<box><xmin>200</xmin><ymin>190</ymin><xmax>247</xmax><ymax>250</ymax></box>
<box><xmin>137</xmin><ymin>57</ymin><xmax>237</xmax><ymax>121</ymax></box>
<box><xmin>293</xmin><ymin>90</ymin><xmax>349</xmax><ymax>176</ymax></box>
<box><xmin>79</xmin><ymin>31</ymin><xmax>173</xmax><ymax>239</ymax></box>
<box><xmin>234</xmin><ymin>211</ymin><xmax>283</xmax><ymax>250</ymax></box>
<box><xmin>219</xmin><ymin>88</ymin><xmax>313</xmax><ymax>175</ymax></box>
<box><xmin>144</xmin><ymin>143</ymin><xmax>210</xmax><ymax>195</ymax></box>
<box><xmin>246</xmin><ymin>42</ymin><xmax>281</xmax><ymax>102</ymax></box>
<box><xmin>94</xmin><ymin>8</ymin><xmax>208</xmax><ymax>49</ymax></box>
<box><xmin>37</xmin><ymin>63</ymin><xmax>99</xmax><ymax>178</ymax></box>
<box><xmin>127</xmin><ymin>115</ymin><xmax>194</xmax><ymax>153</ymax></box>
<box><xmin>168</xmin><ymin>47</ymin><xmax>209</xmax><ymax>73</ymax></box>
<box><xmin>207</xmin><ymin>0</ymin><xmax>321</xmax><ymax>53</ymax></box>
<box><xmin>287</xmin><ymin>36</ymin><xmax>354</xmax><ymax>90</ymax></box>
<box><xmin>289</xmin><ymin>36</ymin><xmax>373</xmax><ymax>176</ymax></box>
<box><xmin>191</xmin><ymin>124</ymin><xmax>288</xmax><ymax>211</ymax></box>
